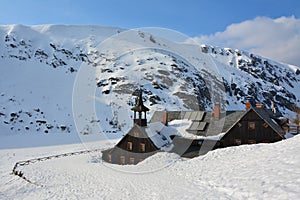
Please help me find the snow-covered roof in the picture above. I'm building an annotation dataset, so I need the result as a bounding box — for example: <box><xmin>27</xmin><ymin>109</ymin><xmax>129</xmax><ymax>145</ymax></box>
<box><xmin>150</xmin><ymin>110</ymin><xmax>245</xmax><ymax>137</ymax></box>
<box><xmin>168</xmin><ymin>119</ymin><xmax>224</xmax><ymax>140</ymax></box>
<box><xmin>145</xmin><ymin>122</ymin><xmax>180</xmax><ymax>149</ymax></box>
<box><xmin>146</xmin><ymin>120</ymin><xmax>224</xmax><ymax>147</ymax></box>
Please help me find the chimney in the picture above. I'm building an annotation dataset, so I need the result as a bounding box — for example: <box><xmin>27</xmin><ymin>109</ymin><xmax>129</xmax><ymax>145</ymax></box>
<box><xmin>271</xmin><ymin>100</ymin><xmax>276</xmax><ymax>114</ymax></box>
<box><xmin>256</xmin><ymin>103</ymin><xmax>263</xmax><ymax>108</ymax></box>
<box><xmin>246</xmin><ymin>101</ymin><xmax>251</xmax><ymax>111</ymax></box>
<box><xmin>214</xmin><ymin>104</ymin><xmax>220</xmax><ymax>119</ymax></box>
<box><xmin>162</xmin><ymin>111</ymin><xmax>168</xmax><ymax>126</ymax></box>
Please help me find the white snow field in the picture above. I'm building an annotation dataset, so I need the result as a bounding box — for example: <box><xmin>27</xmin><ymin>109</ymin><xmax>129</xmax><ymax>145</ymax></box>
<box><xmin>0</xmin><ymin>134</ymin><xmax>299</xmax><ymax>200</ymax></box>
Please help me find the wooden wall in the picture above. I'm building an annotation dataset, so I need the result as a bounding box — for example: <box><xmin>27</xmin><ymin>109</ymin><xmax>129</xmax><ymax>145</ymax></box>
<box><xmin>220</xmin><ymin>110</ymin><xmax>283</xmax><ymax>147</ymax></box>
<box><xmin>102</xmin><ymin>126</ymin><xmax>159</xmax><ymax>165</ymax></box>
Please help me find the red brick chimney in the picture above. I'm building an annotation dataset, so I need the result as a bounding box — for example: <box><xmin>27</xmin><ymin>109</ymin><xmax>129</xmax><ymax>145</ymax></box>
<box><xmin>162</xmin><ymin>111</ymin><xmax>168</xmax><ymax>126</ymax></box>
<box><xmin>214</xmin><ymin>104</ymin><xmax>220</xmax><ymax>119</ymax></box>
<box><xmin>246</xmin><ymin>101</ymin><xmax>251</xmax><ymax>111</ymax></box>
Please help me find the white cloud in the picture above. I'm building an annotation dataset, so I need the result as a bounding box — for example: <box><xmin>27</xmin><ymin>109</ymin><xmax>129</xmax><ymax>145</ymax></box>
<box><xmin>190</xmin><ymin>16</ymin><xmax>300</xmax><ymax>66</ymax></box>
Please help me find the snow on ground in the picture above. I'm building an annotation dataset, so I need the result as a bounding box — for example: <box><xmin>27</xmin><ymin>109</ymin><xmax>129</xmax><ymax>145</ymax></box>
<box><xmin>0</xmin><ymin>135</ymin><xmax>299</xmax><ymax>199</ymax></box>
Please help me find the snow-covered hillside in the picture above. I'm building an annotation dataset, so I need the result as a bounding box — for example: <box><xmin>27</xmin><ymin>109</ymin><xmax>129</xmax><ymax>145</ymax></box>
<box><xmin>1</xmin><ymin>134</ymin><xmax>299</xmax><ymax>199</ymax></box>
<box><xmin>0</xmin><ymin>25</ymin><xmax>122</xmax><ymax>138</ymax></box>
<box><xmin>0</xmin><ymin>24</ymin><xmax>299</xmax><ymax>139</ymax></box>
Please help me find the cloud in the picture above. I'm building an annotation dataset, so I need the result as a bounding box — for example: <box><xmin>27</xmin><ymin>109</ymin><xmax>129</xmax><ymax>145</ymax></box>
<box><xmin>190</xmin><ymin>16</ymin><xmax>300</xmax><ymax>66</ymax></box>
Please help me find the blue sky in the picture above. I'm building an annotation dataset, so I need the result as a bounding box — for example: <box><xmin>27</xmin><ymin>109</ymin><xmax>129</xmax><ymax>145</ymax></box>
<box><xmin>1</xmin><ymin>0</ymin><xmax>300</xmax><ymax>65</ymax></box>
<box><xmin>0</xmin><ymin>0</ymin><xmax>298</xmax><ymax>36</ymax></box>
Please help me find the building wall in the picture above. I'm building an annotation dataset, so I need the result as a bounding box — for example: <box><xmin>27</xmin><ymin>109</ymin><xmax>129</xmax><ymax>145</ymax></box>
<box><xmin>117</xmin><ymin>133</ymin><xmax>158</xmax><ymax>154</ymax></box>
<box><xmin>220</xmin><ymin>110</ymin><xmax>283</xmax><ymax>147</ymax></box>
<box><xmin>102</xmin><ymin>126</ymin><xmax>159</xmax><ymax>165</ymax></box>
<box><xmin>102</xmin><ymin>148</ymin><xmax>158</xmax><ymax>165</ymax></box>
<box><xmin>171</xmin><ymin>137</ymin><xmax>220</xmax><ymax>158</ymax></box>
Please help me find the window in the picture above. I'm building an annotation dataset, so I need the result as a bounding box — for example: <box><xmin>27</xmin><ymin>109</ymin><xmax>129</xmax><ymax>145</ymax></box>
<box><xmin>248</xmin><ymin>122</ymin><xmax>255</xmax><ymax>130</ymax></box>
<box><xmin>127</xmin><ymin>142</ymin><xmax>133</xmax><ymax>151</ymax></box>
<box><xmin>237</xmin><ymin>122</ymin><xmax>242</xmax><ymax>128</ymax></box>
<box><xmin>120</xmin><ymin>156</ymin><xmax>125</xmax><ymax>165</ymax></box>
<box><xmin>234</xmin><ymin>139</ymin><xmax>242</xmax><ymax>145</ymax></box>
<box><xmin>133</xmin><ymin>132</ymin><xmax>139</xmax><ymax>137</ymax></box>
<box><xmin>129</xmin><ymin>157</ymin><xmax>135</xmax><ymax>165</ymax></box>
<box><xmin>108</xmin><ymin>154</ymin><xmax>112</xmax><ymax>163</ymax></box>
<box><xmin>139</xmin><ymin>143</ymin><xmax>145</xmax><ymax>152</ymax></box>
<box><xmin>263</xmin><ymin>122</ymin><xmax>269</xmax><ymax>128</ymax></box>
<box><xmin>248</xmin><ymin>140</ymin><xmax>256</xmax><ymax>144</ymax></box>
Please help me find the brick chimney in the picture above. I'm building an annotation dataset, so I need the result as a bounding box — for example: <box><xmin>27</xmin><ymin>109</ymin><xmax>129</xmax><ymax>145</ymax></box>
<box><xmin>162</xmin><ymin>111</ymin><xmax>168</xmax><ymax>126</ymax></box>
<box><xmin>271</xmin><ymin>100</ymin><xmax>276</xmax><ymax>114</ymax></box>
<box><xmin>246</xmin><ymin>101</ymin><xmax>251</xmax><ymax>111</ymax></box>
<box><xmin>214</xmin><ymin>104</ymin><xmax>220</xmax><ymax>119</ymax></box>
<box><xmin>256</xmin><ymin>103</ymin><xmax>263</xmax><ymax>108</ymax></box>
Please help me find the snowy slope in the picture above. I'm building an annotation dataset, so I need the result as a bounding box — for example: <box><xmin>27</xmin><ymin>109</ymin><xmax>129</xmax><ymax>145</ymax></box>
<box><xmin>1</xmin><ymin>134</ymin><xmax>299</xmax><ymax>199</ymax></box>
<box><xmin>0</xmin><ymin>24</ymin><xmax>300</xmax><ymax>140</ymax></box>
<box><xmin>0</xmin><ymin>25</ymin><xmax>122</xmax><ymax>138</ymax></box>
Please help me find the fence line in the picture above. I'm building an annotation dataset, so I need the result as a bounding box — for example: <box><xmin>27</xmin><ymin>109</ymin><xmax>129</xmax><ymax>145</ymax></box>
<box><xmin>12</xmin><ymin>148</ymin><xmax>103</xmax><ymax>186</ymax></box>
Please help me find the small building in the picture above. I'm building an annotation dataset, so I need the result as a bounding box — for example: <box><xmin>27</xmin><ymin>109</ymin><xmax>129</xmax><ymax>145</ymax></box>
<box><xmin>101</xmin><ymin>124</ymin><xmax>159</xmax><ymax>165</ymax></box>
<box><xmin>220</xmin><ymin>105</ymin><xmax>285</xmax><ymax>146</ymax></box>
<box><xmin>102</xmin><ymin>89</ymin><xmax>177</xmax><ymax>165</ymax></box>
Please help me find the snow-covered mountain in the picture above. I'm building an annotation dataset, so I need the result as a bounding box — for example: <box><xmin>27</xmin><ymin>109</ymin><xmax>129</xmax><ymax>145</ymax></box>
<box><xmin>0</xmin><ymin>25</ymin><xmax>299</xmax><ymax>138</ymax></box>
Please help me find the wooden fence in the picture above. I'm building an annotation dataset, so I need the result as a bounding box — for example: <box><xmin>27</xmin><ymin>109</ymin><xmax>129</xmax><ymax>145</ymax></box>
<box><xmin>12</xmin><ymin>148</ymin><xmax>103</xmax><ymax>186</ymax></box>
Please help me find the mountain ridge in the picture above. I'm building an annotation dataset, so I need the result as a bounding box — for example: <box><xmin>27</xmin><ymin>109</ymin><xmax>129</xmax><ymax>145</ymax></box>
<box><xmin>0</xmin><ymin>24</ymin><xmax>299</xmax><ymax>137</ymax></box>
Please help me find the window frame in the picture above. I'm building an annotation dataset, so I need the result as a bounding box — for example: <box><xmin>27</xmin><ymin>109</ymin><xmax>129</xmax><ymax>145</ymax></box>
<box><xmin>234</xmin><ymin>139</ymin><xmax>242</xmax><ymax>145</ymax></box>
<box><xmin>133</xmin><ymin>132</ymin><xmax>139</xmax><ymax>137</ymax></box>
<box><xmin>263</xmin><ymin>122</ymin><xmax>269</xmax><ymax>128</ymax></box>
<box><xmin>248</xmin><ymin>140</ymin><xmax>256</xmax><ymax>144</ymax></box>
<box><xmin>120</xmin><ymin>156</ymin><xmax>125</xmax><ymax>165</ymax></box>
<box><xmin>139</xmin><ymin>143</ymin><xmax>145</xmax><ymax>152</ymax></box>
<box><xmin>129</xmin><ymin>157</ymin><xmax>135</xmax><ymax>165</ymax></box>
<box><xmin>248</xmin><ymin>122</ymin><xmax>256</xmax><ymax>130</ymax></box>
<box><xmin>127</xmin><ymin>141</ymin><xmax>133</xmax><ymax>151</ymax></box>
